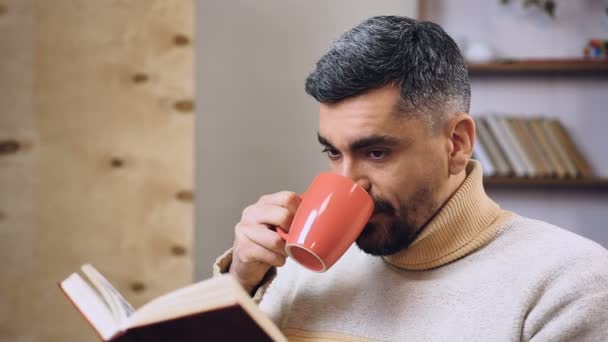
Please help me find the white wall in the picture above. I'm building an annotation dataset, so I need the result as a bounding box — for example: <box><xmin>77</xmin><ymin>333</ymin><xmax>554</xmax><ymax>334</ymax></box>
<box><xmin>195</xmin><ymin>1</ymin><xmax>418</xmax><ymax>279</ymax></box>
<box><xmin>425</xmin><ymin>0</ymin><xmax>608</xmax><ymax>247</ymax></box>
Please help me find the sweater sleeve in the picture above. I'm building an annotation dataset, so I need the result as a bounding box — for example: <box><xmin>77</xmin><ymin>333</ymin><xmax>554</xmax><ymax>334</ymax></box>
<box><xmin>212</xmin><ymin>248</ymin><xmax>277</xmax><ymax>304</ymax></box>
<box><xmin>523</xmin><ymin>253</ymin><xmax>608</xmax><ymax>342</ymax></box>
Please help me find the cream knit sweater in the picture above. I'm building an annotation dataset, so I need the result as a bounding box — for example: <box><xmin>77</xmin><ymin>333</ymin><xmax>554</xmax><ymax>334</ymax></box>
<box><xmin>214</xmin><ymin>161</ymin><xmax>608</xmax><ymax>341</ymax></box>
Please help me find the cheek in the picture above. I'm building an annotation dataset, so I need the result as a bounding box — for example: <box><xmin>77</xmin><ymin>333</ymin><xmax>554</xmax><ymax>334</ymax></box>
<box><xmin>409</xmin><ymin>141</ymin><xmax>450</xmax><ymax>184</ymax></box>
<box><xmin>327</xmin><ymin>161</ymin><xmax>340</xmax><ymax>173</ymax></box>
<box><xmin>428</xmin><ymin>139</ymin><xmax>451</xmax><ymax>173</ymax></box>
<box><xmin>369</xmin><ymin>173</ymin><xmax>412</xmax><ymax>206</ymax></box>
<box><xmin>372</xmin><ymin>161</ymin><xmax>438</xmax><ymax>208</ymax></box>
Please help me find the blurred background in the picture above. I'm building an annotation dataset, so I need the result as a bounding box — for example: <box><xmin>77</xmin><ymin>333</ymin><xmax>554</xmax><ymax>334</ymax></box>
<box><xmin>0</xmin><ymin>0</ymin><xmax>606</xmax><ymax>341</ymax></box>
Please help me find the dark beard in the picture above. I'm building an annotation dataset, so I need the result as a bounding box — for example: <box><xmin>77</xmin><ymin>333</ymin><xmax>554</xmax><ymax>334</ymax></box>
<box><xmin>356</xmin><ymin>188</ymin><xmax>435</xmax><ymax>256</ymax></box>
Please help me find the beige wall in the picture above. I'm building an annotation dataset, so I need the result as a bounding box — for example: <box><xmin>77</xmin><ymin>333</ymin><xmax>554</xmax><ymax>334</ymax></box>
<box><xmin>0</xmin><ymin>1</ymin><xmax>193</xmax><ymax>341</ymax></box>
<box><xmin>195</xmin><ymin>1</ymin><xmax>418</xmax><ymax>279</ymax></box>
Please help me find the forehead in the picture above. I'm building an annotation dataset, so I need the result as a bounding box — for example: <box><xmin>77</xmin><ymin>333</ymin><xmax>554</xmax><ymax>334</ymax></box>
<box><xmin>318</xmin><ymin>86</ymin><xmax>415</xmax><ymax>144</ymax></box>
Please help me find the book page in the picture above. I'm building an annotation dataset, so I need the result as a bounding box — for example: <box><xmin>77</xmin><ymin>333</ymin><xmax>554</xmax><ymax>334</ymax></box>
<box><xmin>81</xmin><ymin>264</ymin><xmax>134</xmax><ymax>328</ymax></box>
<box><xmin>60</xmin><ymin>273</ymin><xmax>119</xmax><ymax>341</ymax></box>
<box><xmin>126</xmin><ymin>275</ymin><xmax>237</xmax><ymax>327</ymax></box>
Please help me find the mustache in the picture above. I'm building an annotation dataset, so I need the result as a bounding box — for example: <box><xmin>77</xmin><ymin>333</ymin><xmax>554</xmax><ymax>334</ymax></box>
<box><xmin>372</xmin><ymin>198</ymin><xmax>395</xmax><ymax>215</ymax></box>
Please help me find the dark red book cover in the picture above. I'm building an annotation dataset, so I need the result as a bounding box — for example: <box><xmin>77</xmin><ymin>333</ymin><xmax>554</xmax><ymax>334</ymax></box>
<box><xmin>112</xmin><ymin>305</ymin><xmax>276</xmax><ymax>342</ymax></box>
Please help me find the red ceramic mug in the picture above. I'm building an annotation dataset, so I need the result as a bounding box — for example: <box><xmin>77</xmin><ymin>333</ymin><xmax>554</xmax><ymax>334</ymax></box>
<box><xmin>276</xmin><ymin>173</ymin><xmax>373</xmax><ymax>272</ymax></box>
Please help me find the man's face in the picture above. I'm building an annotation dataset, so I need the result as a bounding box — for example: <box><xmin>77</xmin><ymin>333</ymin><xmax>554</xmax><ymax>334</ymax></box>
<box><xmin>318</xmin><ymin>86</ymin><xmax>450</xmax><ymax>255</ymax></box>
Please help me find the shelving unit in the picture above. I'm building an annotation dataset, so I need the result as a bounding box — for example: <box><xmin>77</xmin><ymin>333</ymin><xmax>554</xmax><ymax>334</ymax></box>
<box><xmin>468</xmin><ymin>59</ymin><xmax>608</xmax><ymax>76</ymax></box>
<box><xmin>484</xmin><ymin>177</ymin><xmax>608</xmax><ymax>190</ymax></box>
<box><xmin>471</xmin><ymin>58</ymin><xmax>607</xmax><ymax>191</ymax></box>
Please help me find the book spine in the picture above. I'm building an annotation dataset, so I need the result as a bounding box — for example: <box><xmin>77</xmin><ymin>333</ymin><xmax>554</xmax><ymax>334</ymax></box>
<box><xmin>484</xmin><ymin>115</ymin><xmax>527</xmax><ymax>177</ymax></box>
<box><xmin>520</xmin><ymin>119</ymin><xmax>555</xmax><ymax>177</ymax></box>
<box><xmin>473</xmin><ymin>138</ymin><xmax>496</xmax><ymax>176</ymax></box>
<box><xmin>501</xmin><ymin>117</ymin><xmax>537</xmax><ymax>177</ymax></box>
<box><xmin>509</xmin><ymin>118</ymin><xmax>547</xmax><ymax>177</ymax></box>
<box><xmin>541</xmin><ymin>119</ymin><xmax>579</xmax><ymax>178</ymax></box>
<box><xmin>550</xmin><ymin>119</ymin><xmax>594</xmax><ymax>178</ymax></box>
<box><xmin>529</xmin><ymin>118</ymin><xmax>567</xmax><ymax>178</ymax></box>
<box><xmin>477</xmin><ymin>118</ymin><xmax>513</xmax><ymax>176</ymax></box>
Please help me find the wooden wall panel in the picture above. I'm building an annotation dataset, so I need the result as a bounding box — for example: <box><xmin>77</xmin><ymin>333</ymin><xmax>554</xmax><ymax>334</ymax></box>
<box><xmin>0</xmin><ymin>1</ymin><xmax>194</xmax><ymax>341</ymax></box>
<box><xmin>0</xmin><ymin>2</ymin><xmax>37</xmax><ymax>341</ymax></box>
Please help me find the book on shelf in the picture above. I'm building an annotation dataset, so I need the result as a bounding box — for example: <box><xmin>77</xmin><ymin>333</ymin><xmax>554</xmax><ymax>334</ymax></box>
<box><xmin>527</xmin><ymin>118</ymin><xmax>568</xmax><ymax>179</ymax></box>
<box><xmin>58</xmin><ymin>264</ymin><xmax>287</xmax><ymax>342</ymax></box>
<box><xmin>506</xmin><ymin>118</ymin><xmax>540</xmax><ymax>177</ymax></box>
<box><xmin>483</xmin><ymin>116</ymin><xmax>528</xmax><ymax>177</ymax></box>
<box><xmin>476</xmin><ymin>118</ymin><xmax>513</xmax><ymax>176</ymax></box>
<box><xmin>472</xmin><ymin>137</ymin><xmax>496</xmax><ymax>176</ymax></box>
<box><xmin>517</xmin><ymin>119</ymin><xmax>555</xmax><ymax>177</ymax></box>
<box><xmin>543</xmin><ymin>119</ymin><xmax>591</xmax><ymax>178</ymax></box>
<box><xmin>475</xmin><ymin>115</ymin><xmax>594</xmax><ymax>181</ymax></box>
<box><xmin>499</xmin><ymin>116</ymin><xmax>537</xmax><ymax>177</ymax></box>
<box><xmin>541</xmin><ymin>119</ymin><xmax>581</xmax><ymax>178</ymax></box>
<box><xmin>549</xmin><ymin>119</ymin><xmax>594</xmax><ymax>178</ymax></box>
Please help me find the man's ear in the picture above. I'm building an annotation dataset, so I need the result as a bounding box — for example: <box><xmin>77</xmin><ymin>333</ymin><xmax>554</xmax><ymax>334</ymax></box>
<box><xmin>446</xmin><ymin>114</ymin><xmax>475</xmax><ymax>175</ymax></box>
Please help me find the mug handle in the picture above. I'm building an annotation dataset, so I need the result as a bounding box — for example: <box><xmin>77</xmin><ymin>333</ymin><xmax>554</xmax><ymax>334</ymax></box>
<box><xmin>273</xmin><ymin>191</ymin><xmax>306</xmax><ymax>241</ymax></box>
<box><xmin>275</xmin><ymin>226</ymin><xmax>289</xmax><ymax>240</ymax></box>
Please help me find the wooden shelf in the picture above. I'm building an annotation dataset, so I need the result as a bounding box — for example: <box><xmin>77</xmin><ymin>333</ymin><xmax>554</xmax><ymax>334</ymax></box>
<box><xmin>468</xmin><ymin>59</ymin><xmax>608</xmax><ymax>76</ymax></box>
<box><xmin>484</xmin><ymin>177</ymin><xmax>608</xmax><ymax>190</ymax></box>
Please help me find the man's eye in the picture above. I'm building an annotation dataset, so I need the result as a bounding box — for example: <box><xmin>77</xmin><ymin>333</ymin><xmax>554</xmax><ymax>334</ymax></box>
<box><xmin>322</xmin><ymin>148</ymin><xmax>341</xmax><ymax>160</ymax></box>
<box><xmin>367</xmin><ymin>150</ymin><xmax>387</xmax><ymax>160</ymax></box>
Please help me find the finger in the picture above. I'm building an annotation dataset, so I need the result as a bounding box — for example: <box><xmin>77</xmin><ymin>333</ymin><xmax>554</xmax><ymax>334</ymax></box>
<box><xmin>235</xmin><ymin>229</ymin><xmax>287</xmax><ymax>266</ymax></box>
<box><xmin>239</xmin><ymin>223</ymin><xmax>287</xmax><ymax>257</ymax></box>
<box><xmin>258</xmin><ymin>191</ymin><xmax>302</xmax><ymax>214</ymax></box>
<box><xmin>241</xmin><ymin>203</ymin><xmax>296</xmax><ymax>230</ymax></box>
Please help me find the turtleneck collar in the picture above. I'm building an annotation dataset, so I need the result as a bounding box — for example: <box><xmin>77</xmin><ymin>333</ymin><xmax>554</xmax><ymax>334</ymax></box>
<box><xmin>383</xmin><ymin>160</ymin><xmax>514</xmax><ymax>270</ymax></box>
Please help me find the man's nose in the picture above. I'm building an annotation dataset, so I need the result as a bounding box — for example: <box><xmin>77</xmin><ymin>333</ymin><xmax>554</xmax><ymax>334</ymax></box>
<box><xmin>339</xmin><ymin>161</ymin><xmax>371</xmax><ymax>192</ymax></box>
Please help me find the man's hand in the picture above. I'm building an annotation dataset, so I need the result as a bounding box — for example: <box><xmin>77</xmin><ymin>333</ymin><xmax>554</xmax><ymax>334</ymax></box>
<box><xmin>229</xmin><ymin>191</ymin><xmax>301</xmax><ymax>294</ymax></box>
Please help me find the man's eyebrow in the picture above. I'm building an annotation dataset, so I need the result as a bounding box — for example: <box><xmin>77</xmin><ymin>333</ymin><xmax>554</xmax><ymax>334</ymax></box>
<box><xmin>317</xmin><ymin>133</ymin><xmax>400</xmax><ymax>151</ymax></box>
<box><xmin>350</xmin><ymin>135</ymin><xmax>400</xmax><ymax>151</ymax></box>
<box><xmin>317</xmin><ymin>133</ymin><xmax>335</xmax><ymax>148</ymax></box>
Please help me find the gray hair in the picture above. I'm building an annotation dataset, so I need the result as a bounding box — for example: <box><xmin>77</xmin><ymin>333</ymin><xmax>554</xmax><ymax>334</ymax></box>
<box><xmin>305</xmin><ymin>16</ymin><xmax>470</xmax><ymax>128</ymax></box>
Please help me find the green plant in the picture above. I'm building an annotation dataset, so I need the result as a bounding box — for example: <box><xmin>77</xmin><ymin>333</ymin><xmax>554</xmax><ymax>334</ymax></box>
<box><xmin>500</xmin><ymin>0</ymin><xmax>556</xmax><ymax>18</ymax></box>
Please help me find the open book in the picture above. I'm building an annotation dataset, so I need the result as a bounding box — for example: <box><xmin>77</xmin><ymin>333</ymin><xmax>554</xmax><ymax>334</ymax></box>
<box><xmin>58</xmin><ymin>264</ymin><xmax>286</xmax><ymax>342</ymax></box>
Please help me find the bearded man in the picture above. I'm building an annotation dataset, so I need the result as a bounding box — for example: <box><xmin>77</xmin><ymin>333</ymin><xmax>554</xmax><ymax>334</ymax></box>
<box><xmin>214</xmin><ymin>16</ymin><xmax>608</xmax><ymax>341</ymax></box>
